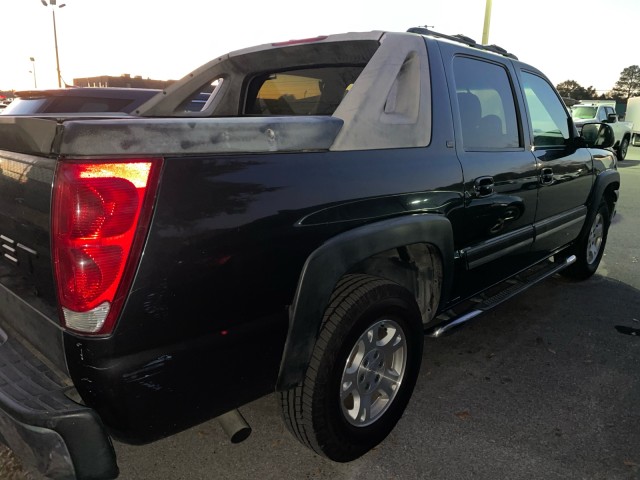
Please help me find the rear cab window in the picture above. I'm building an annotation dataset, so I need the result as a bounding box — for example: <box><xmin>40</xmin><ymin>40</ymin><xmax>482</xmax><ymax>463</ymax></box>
<box><xmin>244</xmin><ymin>66</ymin><xmax>364</xmax><ymax>116</ymax></box>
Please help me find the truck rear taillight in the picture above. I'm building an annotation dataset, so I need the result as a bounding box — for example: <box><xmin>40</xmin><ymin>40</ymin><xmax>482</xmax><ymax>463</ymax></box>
<box><xmin>52</xmin><ymin>159</ymin><xmax>162</xmax><ymax>335</ymax></box>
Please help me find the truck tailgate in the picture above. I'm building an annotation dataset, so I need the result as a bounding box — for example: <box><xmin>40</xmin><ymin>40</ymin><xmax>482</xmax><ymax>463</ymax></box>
<box><xmin>0</xmin><ymin>121</ymin><xmax>119</xmax><ymax>478</ymax></box>
<box><xmin>0</xmin><ymin>148</ymin><xmax>64</xmax><ymax>371</ymax></box>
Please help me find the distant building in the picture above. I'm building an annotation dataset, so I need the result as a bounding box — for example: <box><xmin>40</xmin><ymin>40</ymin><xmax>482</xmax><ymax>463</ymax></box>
<box><xmin>73</xmin><ymin>74</ymin><xmax>175</xmax><ymax>89</ymax></box>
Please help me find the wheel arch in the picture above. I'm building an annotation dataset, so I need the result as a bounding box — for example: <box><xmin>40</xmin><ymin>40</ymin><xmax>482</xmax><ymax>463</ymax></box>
<box><xmin>276</xmin><ymin>214</ymin><xmax>453</xmax><ymax>391</ymax></box>
<box><xmin>592</xmin><ymin>169</ymin><xmax>620</xmax><ymax>219</ymax></box>
<box><xmin>570</xmin><ymin>168</ymin><xmax>620</xmax><ymax>247</ymax></box>
<box><xmin>349</xmin><ymin>243</ymin><xmax>444</xmax><ymax>324</ymax></box>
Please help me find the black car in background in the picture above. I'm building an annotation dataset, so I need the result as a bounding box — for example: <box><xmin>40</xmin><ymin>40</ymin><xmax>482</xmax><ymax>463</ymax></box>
<box><xmin>0</xmin><ymin>87</ymin><xmax>161</xmax><ymax>115</ymax></box>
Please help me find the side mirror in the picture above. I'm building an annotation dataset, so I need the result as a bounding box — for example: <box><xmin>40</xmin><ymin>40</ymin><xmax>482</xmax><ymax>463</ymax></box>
<box><xmin>580</xmin><ymin>123</ymin><xmax>615</xmax><ymax>148</ymax></box>
<box><xmin>606</xmin><ymin>113</ymin><xmax>618</xmax><ymax>123</ymax></box>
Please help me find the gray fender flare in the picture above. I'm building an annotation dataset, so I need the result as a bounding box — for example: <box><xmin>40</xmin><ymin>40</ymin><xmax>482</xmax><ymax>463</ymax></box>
<box><xmin>276</xmin><ymin>214</ymin><xmax>453</xmax><ymax>391</ymax></box>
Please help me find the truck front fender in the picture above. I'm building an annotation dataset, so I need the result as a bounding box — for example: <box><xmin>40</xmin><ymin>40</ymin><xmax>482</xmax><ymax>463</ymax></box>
<box><xmin>276</xmin><ymin>214</ymin><xmax>453</xmax><ymax>391</ymax></box>
<box><xmin>591</xmin><ymin>167</ymin><xmax>620</xmax><ymax>216</ymax></box>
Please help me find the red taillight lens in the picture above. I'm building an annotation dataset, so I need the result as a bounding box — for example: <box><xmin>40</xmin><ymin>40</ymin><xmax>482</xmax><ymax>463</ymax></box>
<box><xmin>66</xmin><ymin>179</ymin><xmax>139</xmax><ymax>238</ymax></box>
<box><xmin>57</xmin><ymin>246</ymin><xmax>122</xmax><ymax>305</ymax></box>
<box><xmin>52</xmin><ymin>159</ymin><xmax>162</xmax><ymax>335</ymax></box>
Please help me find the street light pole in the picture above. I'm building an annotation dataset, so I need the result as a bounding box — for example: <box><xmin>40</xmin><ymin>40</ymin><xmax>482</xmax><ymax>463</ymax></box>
<box><xmin>52</xmin><ymin>9</ymin><xmax>61</xmax><ymax>87</ymax></box>
<box><xmin>30</xmin><ymin>57</ymin><xmax>37</xmax><ymax>88</ymax></box>
<box><xmin>482</xmin><ymin>0</ymin><xmax>492</xmax><ymax>45</ymax></box>
<box><xmin>41</xmin><ymin>0</ymin><xmax>66</xmax><ymax>88</ymax></box>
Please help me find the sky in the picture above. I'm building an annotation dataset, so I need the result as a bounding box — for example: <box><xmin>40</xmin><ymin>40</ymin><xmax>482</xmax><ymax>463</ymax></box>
<box><xmin>1</xmin><ymin>0</ymin><xmax>638</xmax><ymax>93</ymax></box>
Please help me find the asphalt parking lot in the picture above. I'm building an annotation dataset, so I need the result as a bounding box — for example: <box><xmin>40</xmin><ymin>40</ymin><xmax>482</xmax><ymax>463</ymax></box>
<box><xmin>3</xmin><ymin>148</ymin><xmax>640</xmax><ymax>480</ymax></box>
<box><xmin>114</xmin><ymin>276</ymin><xmax>640</xmax><ymax>480</ymax></box>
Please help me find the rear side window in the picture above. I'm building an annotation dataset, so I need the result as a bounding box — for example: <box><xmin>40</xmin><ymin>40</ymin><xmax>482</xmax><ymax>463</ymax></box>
<box><xmin>453</xmin><ymin>56</ymin><xmax>520</xmax><ymax>151</ymax></box>
<box><xmin>177</xmin><ymin>78</ymin><xmax>224</xmax><ymax>113</ymax></box>
<box><xmin>245</xmin><ymin>66</ymin><xmax>364</xmax><ymax>116</ymax></box>
<box><xmin>521</xmin><ymin>72</ymin><xmax>570</xmax><ymax>147</ymax></box>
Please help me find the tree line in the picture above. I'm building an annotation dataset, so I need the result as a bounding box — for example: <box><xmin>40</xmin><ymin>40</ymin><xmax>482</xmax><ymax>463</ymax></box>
<box><xmin>556</xmin><ymin>65</ymin><xmax>640</xmax><ymax>102</ymax></box>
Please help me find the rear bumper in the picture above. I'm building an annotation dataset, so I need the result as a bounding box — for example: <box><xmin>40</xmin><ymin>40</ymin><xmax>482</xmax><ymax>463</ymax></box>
<box><xmin>0</xmin><ymin>325</ymin><xmax>118</xmax><ymax>480</ymax></box>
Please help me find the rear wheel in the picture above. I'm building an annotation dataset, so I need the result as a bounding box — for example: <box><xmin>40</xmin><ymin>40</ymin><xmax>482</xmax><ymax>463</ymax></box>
<box><xmin>279</xmin><ymin>274</ymin><xmax>423</xmax><ymax>462</ymax></box>
<box><xmin>561</xmin><ymin>200</ymin><xmax>610</xmax><ymax>280</ymax></box>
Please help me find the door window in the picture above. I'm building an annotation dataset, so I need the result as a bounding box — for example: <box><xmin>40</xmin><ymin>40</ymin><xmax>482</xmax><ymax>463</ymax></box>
<box><xmin>453</xmin><ymin>57</ymin><xmax>520</xmax><ymax>151</ymax></box>
<box><xmin>597</xmin><ymin>107</ymin><xmax>608</xmax><ymax>121</ymax></box>
<box><xmin>521</xmin><ymin>72</ymin><xmax>570</xmax><ymax>147</ymax></box>
<box><xmin>604</xmin><ymin>106</ymin><xmax>616</xmax><ymax>120</ymax></box>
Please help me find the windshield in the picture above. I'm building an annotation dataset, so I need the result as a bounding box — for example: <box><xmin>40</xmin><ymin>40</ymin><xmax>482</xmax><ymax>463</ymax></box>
<box><xmin>571</xmin><ymin>106</ymin><xmax>597</xmax><ymax>120</ymax></box>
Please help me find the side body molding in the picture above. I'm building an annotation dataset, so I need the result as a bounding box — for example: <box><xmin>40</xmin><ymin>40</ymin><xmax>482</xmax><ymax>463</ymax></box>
<box><xmin>276</xmin><ymin>214</ymin><xmax>454</xmax><ymax>391</ymax></box>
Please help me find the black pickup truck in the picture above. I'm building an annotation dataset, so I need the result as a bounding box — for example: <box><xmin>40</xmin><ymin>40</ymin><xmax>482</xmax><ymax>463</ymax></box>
<box><xmin>0</xmin><ymin>28</ymin><xmax>619</xmax><ymax>479</ymax></box>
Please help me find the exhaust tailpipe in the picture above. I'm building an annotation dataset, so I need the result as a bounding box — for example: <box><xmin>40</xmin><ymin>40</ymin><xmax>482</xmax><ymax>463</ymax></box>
<box><xmin>217</xmin><ymin>409</ymin><xmax>252</xmax><ymax>443</ymax></box>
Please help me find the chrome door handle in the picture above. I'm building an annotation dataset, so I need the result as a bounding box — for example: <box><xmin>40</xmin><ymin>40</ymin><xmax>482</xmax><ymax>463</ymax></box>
<box><xmin>540</xmin><ymin>167</ymin><xmax>554</xmax><ymax>185</ymax></box>
<box><xmin>474</xmin><ymin>176</ymin><xmax>494</xmax><ymax>197</ymax></box>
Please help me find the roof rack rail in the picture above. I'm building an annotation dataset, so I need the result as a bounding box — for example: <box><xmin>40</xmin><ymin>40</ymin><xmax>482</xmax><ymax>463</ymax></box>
<box><xmin>407</xmin><ymin>26</ymin><xmax>518</xmax><ymax>60</ymax></box>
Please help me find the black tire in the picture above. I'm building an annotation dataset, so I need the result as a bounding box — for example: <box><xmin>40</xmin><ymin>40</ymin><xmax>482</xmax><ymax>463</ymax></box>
<box><xmin>617</xmin><ymin>137</ymin><xmax>629</xmax><ymax>161</ymax></box>
<box><xmin>280</xmin><ymin>274</ymin><xmax>423</xmax><ymax>462</ymax></box>
<box><xmin>561</xmin><ymin>200</ymin><xmax>610</xmax><ymax>280</ymax></box>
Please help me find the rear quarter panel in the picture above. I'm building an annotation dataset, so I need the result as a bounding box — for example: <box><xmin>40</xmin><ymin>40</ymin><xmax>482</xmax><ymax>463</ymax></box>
<box><xmin>66</xmin><ymin>145</ymin><xmax>465</xmax><ymax>441</ymax></box>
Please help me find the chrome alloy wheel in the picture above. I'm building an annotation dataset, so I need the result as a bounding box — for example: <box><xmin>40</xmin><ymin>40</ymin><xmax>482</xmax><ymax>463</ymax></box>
<box><xmin>340</xmin><ymin>319</ymin><xmax>407</xmax><ymax>427</ymax></box>
<box><xmin>586</xmin><ymin>212</ymin><xmax>604</xmax><ymax>265</ymax></box>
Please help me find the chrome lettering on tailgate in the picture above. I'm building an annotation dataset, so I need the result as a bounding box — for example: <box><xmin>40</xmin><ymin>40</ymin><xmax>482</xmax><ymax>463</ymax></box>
<box><xmin>0</xmin><ymin>234</ymin><xmax>37</xmax><ymax>265</ymax></box>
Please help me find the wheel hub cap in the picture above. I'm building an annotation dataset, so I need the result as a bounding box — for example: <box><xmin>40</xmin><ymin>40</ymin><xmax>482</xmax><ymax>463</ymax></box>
<box><xmin>340</xmin><ymin>319</ymin><xmax>407</xmax><ymax>427</ymax></box>
<box><xmin>357</xmin><ymin>349</ymin><xmax>385</xmax><ymax>394</ymax></box>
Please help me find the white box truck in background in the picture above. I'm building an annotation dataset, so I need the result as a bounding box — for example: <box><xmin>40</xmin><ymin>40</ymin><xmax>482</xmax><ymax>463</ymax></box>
<box><xmin>626</xmin><ymin>97</ymin><xmax>640</xmax><ymax>149</ymax></box>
